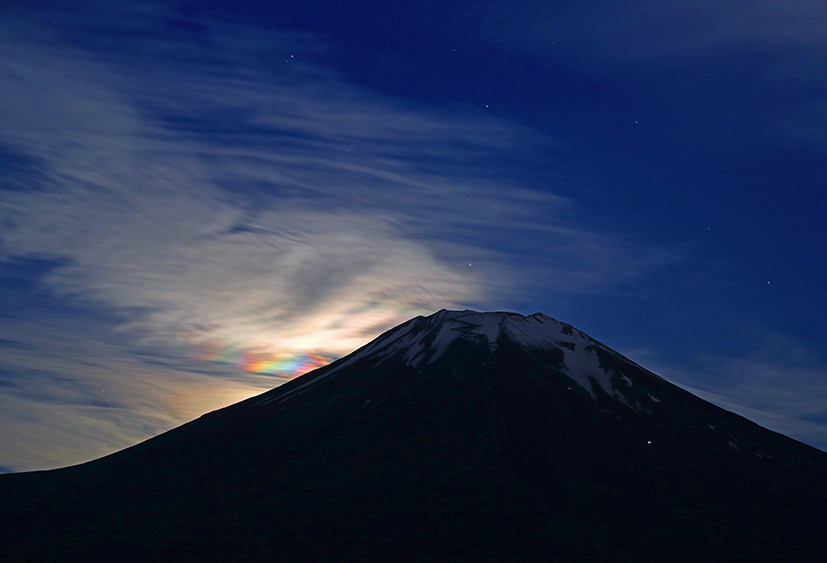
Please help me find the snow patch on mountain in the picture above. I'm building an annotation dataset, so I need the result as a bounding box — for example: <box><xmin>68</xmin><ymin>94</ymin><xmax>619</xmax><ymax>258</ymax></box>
<box><xmin>418</xmin><ymin>311</ymin><xmax>628</xmax><ymax>401</ymax></box>
<box><xmin>420</xmin><ymin>310</ymin><xmax>572</xmax><ymax>356</ymax></box>
<box><xmin>254</xmin><ymin>309</ymin><xmax>634</xmax><ymax>407</ymax></box>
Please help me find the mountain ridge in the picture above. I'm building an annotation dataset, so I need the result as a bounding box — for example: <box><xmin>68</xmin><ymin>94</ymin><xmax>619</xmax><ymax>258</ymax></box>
<box><xmin>2</xmin><ymin>309</ymin><xmax>826</xmax><ymax>561</ymax></box>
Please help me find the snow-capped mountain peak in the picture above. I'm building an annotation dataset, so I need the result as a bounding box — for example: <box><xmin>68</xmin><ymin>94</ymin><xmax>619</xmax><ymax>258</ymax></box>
<box><xmin>257</xmin><ymin>310</ymin><xmax>643</xmax><ymax>407</ymax></box>
<box><xmin>8</xmin><ymin>309</ymin><xmax>827</xmax><ymax>562</ymax></box>
<box><xmin>329</xmin><ymin>309</ymin><xmax>591</xmax><ymax>371</ymax></box>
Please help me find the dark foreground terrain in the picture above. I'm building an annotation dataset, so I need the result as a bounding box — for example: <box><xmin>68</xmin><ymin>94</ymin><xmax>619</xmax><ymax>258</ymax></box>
<box><xmin>2</xmin><ymin>311</ymin><xmax>826</xmax><ymax>561</ymax></box>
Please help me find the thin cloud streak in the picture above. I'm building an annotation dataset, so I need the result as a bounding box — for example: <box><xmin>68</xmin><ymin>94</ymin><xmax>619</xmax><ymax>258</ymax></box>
<box><xmin>476</xmin><ymin>1</ymin><xmax>827</xmax><ymax>57</ymax></box>
<box><xmin>0</xmin><ymin>14</ymin><xmax>667</xmax><ymax>356</ymax></box>
<box><xmin>675</xmin><ymin>383</ymin><xmax>827</xmax><ymax>452</ymax></box>
<box><xmin>0</xmin><ymin>22</ymin><xmax>485</xmax><ymax>358</ymax></box>
<box><xmin>470</xmin><ymin>1</ymin><xmax>827</xmax><ymax>156</ymax></box>
<box><xmin>0</xmin><ymin>315</ymin><xmax>278</xmax><ymax>472</ymax></box>
<box><xmin>0</xmin><ymin>6</ymin><xmax>674</xmax><ymax>470</ymax></box>
<box><xmin>634</xmin><ymin>336</ymin><xmax>827</xmax><ymax>452</ymax></box>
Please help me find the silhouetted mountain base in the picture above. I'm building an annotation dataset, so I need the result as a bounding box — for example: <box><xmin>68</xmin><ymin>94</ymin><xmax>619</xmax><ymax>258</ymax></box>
<box><xmin>2</xmin><ymin>311</ymin><xmax>826</xmax><ymax>561</ymax></box>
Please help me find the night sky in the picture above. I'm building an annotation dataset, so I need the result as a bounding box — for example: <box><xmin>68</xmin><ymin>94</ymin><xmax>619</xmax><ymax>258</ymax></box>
<box><xmin>1</xmin><ymin>0</ymin><xmax>826</xmax><ymax>472</ymax></box>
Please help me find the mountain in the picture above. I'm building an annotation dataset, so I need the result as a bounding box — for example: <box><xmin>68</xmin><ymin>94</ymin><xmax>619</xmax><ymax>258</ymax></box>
<box><xmin>2</xmin><ymin>309</ymin><xmax>826</xmax><ymax>561</ymax></box>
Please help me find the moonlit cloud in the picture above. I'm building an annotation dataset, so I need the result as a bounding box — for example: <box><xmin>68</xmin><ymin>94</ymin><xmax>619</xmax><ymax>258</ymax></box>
<box><xmin>0</xmin><ymin>307</ymin><xmax>292</xmax><ymax>471</ymax></box>
<box><xmin>472</xmin><ymin>0</ymin><xmax>827</xmax><ymax>57</ymax></box>
<box><xmin>602</xmin><ymin>1</ymin><xmax>827</xmax><ymax>56</ymax></box>
<box><xmin>0</xmin><ymin>20</ymin><xmax>486</xmax><ymax>358</ymax></box>
<box><xmin>631</xmin><ymin>334</ymin><xmax>827</xmax><ymax>451</ymax></box>
<box><xmin>0</xmin><ymin>13</ymin><xmax>663</xmax><ymax>354</ymax></box>
<box><xmin>0</xmin><ymin>4</ymin><xmax>672</xmax><ymax>471</ymax></box>
<box><xmin>468</xmin><ymin>1</ymin><xmax>827</xmax><ymax>155</ymax></box>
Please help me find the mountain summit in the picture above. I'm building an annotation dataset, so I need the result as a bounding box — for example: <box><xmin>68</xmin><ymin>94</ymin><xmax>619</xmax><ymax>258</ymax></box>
<box><xmin>2</xmin><ymin>310</ymin><xmax>826</xmax><ymax>561</ymax></box>
<box><xmin>294</xmin><ymin>309</ymin><xmax>655</xmax><ymax>401</ymax></box>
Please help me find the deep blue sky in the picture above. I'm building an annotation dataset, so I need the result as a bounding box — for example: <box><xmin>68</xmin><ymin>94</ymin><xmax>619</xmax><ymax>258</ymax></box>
<box><xmin>1</xmin><ymin>0</ymin><xmax>826</xmax><ymax>471</ymax></box>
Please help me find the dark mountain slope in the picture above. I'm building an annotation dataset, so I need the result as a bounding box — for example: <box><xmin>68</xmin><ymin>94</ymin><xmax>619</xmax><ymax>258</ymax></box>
<box><xmin>1</xmin><ymin>310</ymin><xmax>826</xmax><ymax>561</ymax></box>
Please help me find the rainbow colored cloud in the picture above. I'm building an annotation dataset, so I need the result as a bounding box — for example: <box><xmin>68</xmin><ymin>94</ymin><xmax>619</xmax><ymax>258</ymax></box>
<box><xmin>197</xmin><ymin>344</ymin><xmax>331</xmax><ymax>378</ymax></box>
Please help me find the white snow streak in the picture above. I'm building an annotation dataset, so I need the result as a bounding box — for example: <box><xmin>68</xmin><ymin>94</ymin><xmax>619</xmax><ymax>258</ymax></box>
<box><xmin>254</xmin><ymin>310</ymin><xmax>637</xmax><ymax>407</ymax></box>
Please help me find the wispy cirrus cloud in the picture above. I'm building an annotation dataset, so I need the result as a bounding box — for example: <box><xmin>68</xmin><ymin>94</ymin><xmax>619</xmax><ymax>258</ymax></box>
<box><xmin>0</xmin><ymin>314</ymin><xmax>278</xmax><ymax>472</ymax></box>
<box><xmin>631</xmin><ymin>333</ymin><xmax>827</xmax><ymax>452</ymax></box>
<box><xmin>0</xmin><ymin>9</ymin><xmax>667</xmax><ymax>358</ymax></box>
<box><xmin>473</xmin><ymin>0</ymin><xmax>827</xmax><ymax>57</ymax></box>
<box><xmin>0</xmin><ymin>3</ymin><xmax>673</xmax><ymax>471</ymax></box>
<box><xmin>469</xmin><ymin>1</ymin><xmax>827</xmax><ymax>156</ymax></box>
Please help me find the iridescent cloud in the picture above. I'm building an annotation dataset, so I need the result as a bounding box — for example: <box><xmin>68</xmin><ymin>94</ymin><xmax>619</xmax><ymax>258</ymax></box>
<box><xmin>0</xmin><ymin>5</ymin><xmax>671</xmax><ymax>472</ymax></box>
<box><xmin>197</xmin><ymin>343</ymin><xmax>331</xmax><ymax>378</ymax></box>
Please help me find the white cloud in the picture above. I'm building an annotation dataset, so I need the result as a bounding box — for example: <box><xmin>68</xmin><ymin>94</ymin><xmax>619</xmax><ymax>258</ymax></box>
<box><xmin>0</xmin><ymin>313</ymin><xmax>281</xmax><ymax>472</ymax></box>
<box><xmin>0</xmin><ymin>21</ymin><xmax>487</xmax><ymax>357</ymax></box>
<box><xmin>0</xmin><ymin>14</ymin><xmax>667</xmax><ymax>357</ymax></box>
<box><xmin>0</xmin><ymin>7</ymin><xmax>674</xmax><ymax>470</ymax></box>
